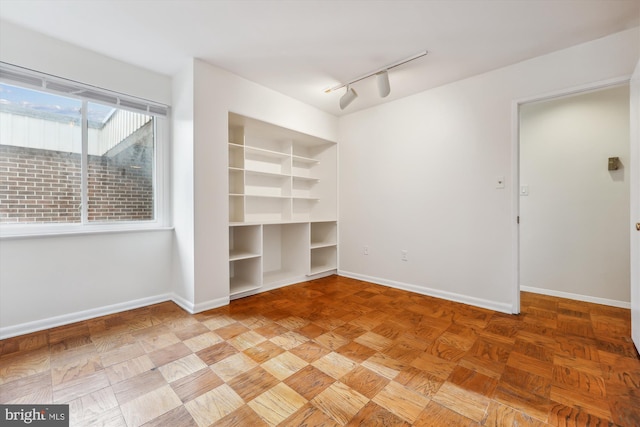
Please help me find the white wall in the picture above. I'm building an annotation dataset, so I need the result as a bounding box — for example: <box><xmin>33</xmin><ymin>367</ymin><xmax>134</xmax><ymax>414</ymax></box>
<box><xmin>0</xmin><ymin>231</ymin><xmax>173</xmax><ymax>337</ymax></box>
<box><xmin>170</xmin><ymin>61</ymin><xmax>196</xmax><ymax>311</ymax></box>
<box><xmin>520</xmin><ymin>86</ymin><xmax>630</xmax><ymax>306</ymax></box>
<box><xmin>172</xmin><ymin>59</ymin><xmax>338</xmax><ymax>312</ymax></box>
<box><xmin>0</xmin><ymin>20</ymin><xmax>171</xmax><ymax>105</ymax></box>
<box><xmin>0</xmin><ymin>22</ymin><xmax>173</xmax><ymax>338</ymax></box>
<box><xmin>338</xmin><ymin>28</ymin><xmax>639</xmax><ymax>313</ymax></box>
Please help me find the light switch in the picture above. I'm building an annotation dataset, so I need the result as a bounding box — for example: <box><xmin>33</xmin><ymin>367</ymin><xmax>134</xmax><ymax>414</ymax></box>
<box><xmin>520</xmin><ymin>185</ymin><xmax>529</xmax><ymax>196</ymax></box>
<box><xmin>496</xmin><ymin>176</ymin><xmax>505</xmax><ymax>189</ymax></box>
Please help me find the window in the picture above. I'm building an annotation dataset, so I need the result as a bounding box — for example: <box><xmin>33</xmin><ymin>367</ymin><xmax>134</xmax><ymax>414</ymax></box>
<box><xmin>0</xmin><ymin>64</ymin><xmax>169</xmax><ymax>235</ymax></box>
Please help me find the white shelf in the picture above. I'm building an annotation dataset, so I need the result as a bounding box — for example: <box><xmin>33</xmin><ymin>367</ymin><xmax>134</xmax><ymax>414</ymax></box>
<box><xmin>309</xmin><ymin>265</ymin><xmax>337</xmax><ymax>276</ymax></box>
<box><xmin>293</xmin><ymin>175</ymin><xmax>319</xmax><ymax>181</ymax></box>
<box><xmin>229</xmin><ymin>250</ymin><xmax>260</xmax><ymax>261</ymax></box>
<box><xmin>245</xmin><ymin>169</ymin><xmax>290</xmax><ymax>179</ymax></box>
<box><xmin>245</xmin><ymin>145</ymin><xmax>290</xmax><ymax>159</ymax></box>
<box><xmin>292</xmin><ymin>155</ymin><xmax>319</xmax><ymax>164</ymax></box>
<box><xmin>230</xmin><ymin>279</ymin><xmax>262</xmax><ymax>296</ymax></box>
<box><xmin>263</xmin><ymin>268</ymin><xmax>298</xmax><ymax>285</ymax></box>
<box><xmin>245</xmin><ymin>194</ymin><xmax>291</xmax><ymax>199</ymax></box>
<box><xmin>311</xmin><ymin>242</ymin><xmax>336</xmax><ymax>249</ymax></box>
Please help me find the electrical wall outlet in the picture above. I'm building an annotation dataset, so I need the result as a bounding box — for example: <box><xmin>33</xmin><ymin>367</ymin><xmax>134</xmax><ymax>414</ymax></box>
<box><xmin>363</xmin><ymin>246</ymin><xmax>369</xmax><ymax>255</ymax></box>
<box><xmin>401</xmin><ymin>250</ymin><xmax>408</xmax><ymax>261</ymax></box>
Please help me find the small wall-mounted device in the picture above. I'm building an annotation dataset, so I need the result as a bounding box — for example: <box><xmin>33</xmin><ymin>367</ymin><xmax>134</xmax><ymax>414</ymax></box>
<box><xmin>608</xmin><ymin>157</ymin><xmax>620</xmax><ymax>171</ymax></box>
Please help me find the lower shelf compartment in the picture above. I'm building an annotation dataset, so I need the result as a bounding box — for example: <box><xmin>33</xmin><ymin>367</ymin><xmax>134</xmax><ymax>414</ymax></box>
<box><xmin>310</xmin><ymin>245</ymin><xmax>337</xmax><ymax>276</ymax></box>
<box><xmin>230</xmin><ymin>257</ymin><xmax>261</xmax><ymax>296</ymax></box>
<box><xmin>229</xmin><ymin>279</ymin><xmax>262</xmax><ymax>297</ymax></box>
<box><xmin>263</xmin><ymin>268</ymin><xmax>300</xmax><ymax>286</ymax></box>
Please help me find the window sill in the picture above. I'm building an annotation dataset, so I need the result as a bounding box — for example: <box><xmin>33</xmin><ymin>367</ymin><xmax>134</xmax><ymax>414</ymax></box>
<box><xmin>0</xmin><ymin>224</ymin><xmax>174</xmax><ymax>240</ymax></box>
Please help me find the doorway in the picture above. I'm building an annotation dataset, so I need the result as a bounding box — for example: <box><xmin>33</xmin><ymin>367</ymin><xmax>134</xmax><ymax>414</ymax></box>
<box><xmin>517</xmin><ymin>83</ymin><xmax>631</xmax><ymax>309</ymax></box>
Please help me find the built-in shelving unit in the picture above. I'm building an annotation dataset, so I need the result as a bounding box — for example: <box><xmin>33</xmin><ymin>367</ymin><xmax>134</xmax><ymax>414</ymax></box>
<box><xmin>228</xmin><ymin>113</ymin><xmax>337</xmax><ymax>298</ymax></box>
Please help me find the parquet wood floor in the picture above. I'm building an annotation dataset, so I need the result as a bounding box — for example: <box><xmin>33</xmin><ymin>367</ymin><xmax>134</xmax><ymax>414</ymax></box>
<box><xmin>1</xmin><ymin>275</ymin><xmax>639</xmax><ymax>426</ymax></box>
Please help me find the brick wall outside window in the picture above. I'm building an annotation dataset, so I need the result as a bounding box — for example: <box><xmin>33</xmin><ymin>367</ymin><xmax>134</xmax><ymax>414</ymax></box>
<box><xmin>0</xmin><ymin>135</ymin><xmax>153</xmax><ymax>223</ymax></box>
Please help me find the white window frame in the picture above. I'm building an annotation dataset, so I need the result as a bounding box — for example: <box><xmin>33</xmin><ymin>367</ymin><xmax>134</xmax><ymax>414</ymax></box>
<box><xmin>0</xmin><ymin>63</ymin><xmax>171</xmax><ymax>238</ymax></box>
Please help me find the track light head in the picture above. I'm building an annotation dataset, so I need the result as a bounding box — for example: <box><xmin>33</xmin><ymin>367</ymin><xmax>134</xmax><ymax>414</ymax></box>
<box><xmin>339</xmin><ymin>86</ymin><xmax>358</xmax><ymax>110</ymax></box>
<box><xmin>376</xmin><ymin>70</ymin><xmax>390</xmax><ymax>98</ymax></box>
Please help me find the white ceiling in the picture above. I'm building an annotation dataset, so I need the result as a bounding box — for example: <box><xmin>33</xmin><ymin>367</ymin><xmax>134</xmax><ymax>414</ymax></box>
<box><xmin>1</xmin><ymin>0</ymin><xmax>638</xmax><ymax>116</ymax></box>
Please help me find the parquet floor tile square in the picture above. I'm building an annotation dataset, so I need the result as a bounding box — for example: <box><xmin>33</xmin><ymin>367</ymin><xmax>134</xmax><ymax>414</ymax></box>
<box><xmin>311</xmin><ymin>381</ymin><xmax>369</xmax><ymax>425</ymax></box>
<box><xmin>247</xmin><ymin>383</ymin><xmax>307</xmax><ymax>425</ymax></box>
<box><xmin>1</xmin><ymin>276</ymin><xmax>639</xmax><ymax>426</ymax></box>
<box><xmin>170</xmin><ymin>367</ymin><xmax>224</xmax><ymax>403</ymax></box>
<box><xmin>347</xmin><ymin>401</ymin><xmax>411</xmax><ymax>427</ymax></box>
<box><xmin>184</xmin><ymin>384</ymin><xmax>244</xmax><ymax>426</ymax></box>
<box><xmin>372</xmin><ymin>380</ymin><xmax>430</xmax><ymax>423</ymax></box>
<box><xmin>120</xmin><ymin>384</ymin><xmax>182</xmax><ymax>427</ymax></box>
<box><xmin>283</xmin><ymin>402</ymin><xmax>339</xmax><ymax>427</ymax></box>
<box><xmin>312</xmin><ymin>351</ymin><xmax>358</xmax><ymax>379</ymax></box>
<box><xmin>432</xmin><ymin>381</ymin><xmax>491</xmax><ymax>423</ymax></box>
<box><xmin>283</xmin><ymin>365</ymin><xmax>335</xmax><ymax>400</ymax></box>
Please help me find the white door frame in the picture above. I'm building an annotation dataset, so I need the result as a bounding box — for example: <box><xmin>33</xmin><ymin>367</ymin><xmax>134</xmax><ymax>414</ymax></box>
<box><xmin>630</xmin><ymin>60</ymin><xmax>640</xmax><ymax>352</ymax></box>
<box><xmin>510</xmin><ymin>75</ymin><xmax>632</xmax><ymax>315</ymax></box>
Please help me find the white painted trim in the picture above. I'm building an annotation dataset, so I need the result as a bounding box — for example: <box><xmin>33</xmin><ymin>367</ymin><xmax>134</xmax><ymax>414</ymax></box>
<box><xmin>510</xmin><ymin>75</ymin><xmax>633</xmax><ymax>315</ymax></box>
<box><xmin>193</xmin><ymin>297</ymin><xmax>230</xmax><ymax>314</ymax></box>
<box><xmin>0</xmin><ymin>273</ymin><xmax>342</xmax><ymax>339</ymax></box>
<box><xmin>521</xmin><ymin>286</ymin><xmax>631</xmax><ymax>309</ymax></box>
<box><xmin>170</xmin><ymin>293</ymin><xmax>196</xmax><ymax>314</ymax></box>
<box><xmin>338</xmin><ymin>271</ymin><xmax>513</xmax><ymax>314</ymax></box>
<box><xmin>514</xmin><ymin>75</ymin><xmax>631</xmax><ymax>106</ymax></box>
<box><xmin>511</xmin><ymin>99</ymin><xmax>521</xmax><ymax>314</ymax></box>
<box><xmin>0</xmin><ymin>293</ymin><xmax>173</xmax><ymax>340</ymax></box>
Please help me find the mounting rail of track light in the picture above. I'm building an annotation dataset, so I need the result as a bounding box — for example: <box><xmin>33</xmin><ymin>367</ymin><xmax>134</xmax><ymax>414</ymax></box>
<box><xmin>324</xmin><ymin>50</ymin><xmax>429</xmax><ymax>110</ymax></box>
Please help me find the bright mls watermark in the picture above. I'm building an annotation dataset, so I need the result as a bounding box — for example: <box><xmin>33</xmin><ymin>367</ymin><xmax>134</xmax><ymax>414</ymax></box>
<box><xmin>1</xmin><ymin>405</ymin><xmax>68</xmax><ymax>426</ymax></box>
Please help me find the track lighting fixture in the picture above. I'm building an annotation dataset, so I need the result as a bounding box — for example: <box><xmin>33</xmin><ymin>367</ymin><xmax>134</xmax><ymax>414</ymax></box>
<box><xmin>325</xmin><ymin>50</ymin><xmax>428</xmax><ymax>110</ymax></box>
<box><xmin>376</xmin><ymin>70</ymin><xmax>390</xmax><ymax>98</ymax></box>
<box><xmin>339</xmin><ymin>86</ymin><xmax>358</xmax><ymax>110</ymax></box>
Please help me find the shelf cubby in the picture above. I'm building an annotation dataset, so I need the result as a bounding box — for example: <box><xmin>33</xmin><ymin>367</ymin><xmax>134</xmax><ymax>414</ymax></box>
<box><xmin>263</xmin><ymin>223</ymin><xmax>309</xmax><ymax>286</ymax></box>
<box><xmin>292</xmin><ymin>176</ymin><xmax>318</xmax><ymax>199</ymax></box>
<box><xmin>229</xmin><ymin>225</ymin><xmax>261</xmax><ymax>260</ymax></box>
<box><xmin>245</xmin><ymin>171</ymin><xmax>291</xmax><ymax>197</ymax></box>
<box><xmin>310</xmin><ymin>245</ymin><xmax>337</xmax><ymax>276</ymax></box>
<box><xmin>228</xmin><ymin>143</ymin><xmax>244</xmax><ymax>170</ymax></box>
<box><xmin>229</xmin><ymin>168</ymin><xmax>245</xmax><ymax>195</ymax></box>
<box><xmin>245</xmin><ymin>148</ymin><xmax>291</xmax><ymax>175</ymax></box>
<box><xmin>245</xmin><ymin>196</ymin><xmax>291</xmax><ymax>223</ymax></box>
<box><xmin>311</xmin><ymin>221</ymin><xmax>337</xmax><ymax>248</ymax></box>
<box><xmin>230</xmin><ymin>257</ymin><xmax>262</xmax><ymax>297</ymax></box>
<box><xmin>229</xmin><ymin>195</ymin><xmax>245</xmax><ymax>223</ymax></box>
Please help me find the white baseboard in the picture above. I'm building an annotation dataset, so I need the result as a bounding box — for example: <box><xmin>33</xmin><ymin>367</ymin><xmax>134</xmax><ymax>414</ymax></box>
<box><xmin>0</xmin><ymin>272</ymin><xmax>338</xmax><ymax>339</ymax></box>
<box><xmin>170</xmin><ymin>293</ymin><xmax>196</xmax><ymax>313</ymax></box>
<box><xmin>520</xmin><ymin>286</ymin><xmax>631</xmax><ymax>309</ymax></box>
<box><xmin>338</xmin><ymin>270</ymin><xmax>513</xmax><ymax>314</ymax></box>
<box><xmin>0</xmin><ymin>293</ymin><xmax>173</xmax><ymax>340</ymax></box>
<box><xmin>0</xmin><ymin>292</ymin><xmax>235</xmax><ymax>340</ymax></box>
<box><xmin>193</xmin><ymin>296</ymin><xmax>230</xmax><ymax>313</ymax></box>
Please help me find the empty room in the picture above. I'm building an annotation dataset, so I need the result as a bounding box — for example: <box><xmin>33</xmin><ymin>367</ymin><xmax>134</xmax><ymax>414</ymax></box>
<box><xmin>0</xmin><ymin>1</ymin><xmax>639</xmax><ymax>426</ymax></box>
